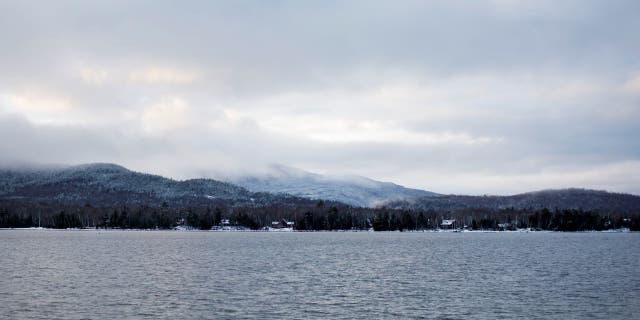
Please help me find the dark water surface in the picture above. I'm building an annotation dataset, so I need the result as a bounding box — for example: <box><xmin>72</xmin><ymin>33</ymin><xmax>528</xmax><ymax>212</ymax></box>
<box><xmin>1</xmin><ymin>230</ymin><xmax>638</xmax><ymax>319</ymax></box>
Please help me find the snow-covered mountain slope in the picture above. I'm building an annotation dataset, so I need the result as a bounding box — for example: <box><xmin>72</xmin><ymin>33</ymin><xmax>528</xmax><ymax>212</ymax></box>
<box><xmin>229</xmin><ymin>165</ymin><xmax>439</xmax><ymax>207</ymax></box>
<box><xmin>0</xmin><ymin>163</ymin><xmax>314</xmax><ymax>207</ymax></box>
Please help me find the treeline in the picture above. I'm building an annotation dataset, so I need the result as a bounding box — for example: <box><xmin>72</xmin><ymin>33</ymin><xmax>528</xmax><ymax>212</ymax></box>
<box><xmin>387</xmin><ymin>189</ymin><xmax>640</xmax><ymax>216</ymax></box>
<box><xmin>1</xmin><ymin>200</ymin><xmax>638</xmax><ymax>231</ymax></box>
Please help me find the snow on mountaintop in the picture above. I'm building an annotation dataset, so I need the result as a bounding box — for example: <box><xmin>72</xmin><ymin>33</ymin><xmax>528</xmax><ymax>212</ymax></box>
<box><xmin>230</xmin><ymin>164</ymin><xmax>439</xmax><ymax>207</ymax></box>
<box><xmin>0</xmin><ymin>163</ymin><xmax>316</xmax><ymax>207</ymax></box>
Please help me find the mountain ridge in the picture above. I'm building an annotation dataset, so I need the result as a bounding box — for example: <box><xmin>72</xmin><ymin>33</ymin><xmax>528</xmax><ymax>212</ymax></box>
<box><xmin>0</xmin><ymin>163</ymin><xmax>318</xmax><ymax>208</ymax></box>
<box><xmin>1</xmin><ymin>163</ymin><xmax>639</xmax><ymax>214</ymax></box>
<box><xmin>228</xmin><ymin>164</ymin><xmax>439</xmax><ymax>207</ymax></box>
<box><xmin>385</xmin><ymin>188</ymin><xmax>640</xmax><ymax>214</ymax></box>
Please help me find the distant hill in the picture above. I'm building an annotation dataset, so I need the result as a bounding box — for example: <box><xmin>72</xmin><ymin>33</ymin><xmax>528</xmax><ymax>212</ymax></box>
<box><xmin>2</xmin><ymin>163</ymin><xmax>638</xmax><ymax>214</ymax></box>
<box><xmin>229</xmin><ymin>164</ymin><xmax>439</xmax><ymax>207</ymax></box>
<box><xmin>0</xmin><ymin>163</ymin><xmax>316</xmax><ymax>207</ymax></box>
<box><xmin>385</xmin><ymin>189</ymin><xmax>640</xmax><ymax>214</ymax></box>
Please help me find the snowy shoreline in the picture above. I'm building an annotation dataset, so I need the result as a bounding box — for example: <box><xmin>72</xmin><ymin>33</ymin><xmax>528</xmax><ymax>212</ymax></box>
<box><xmin>0</xmin><ymin>227</ymin><xmax>634</xmax><ymax>233</ymax></box>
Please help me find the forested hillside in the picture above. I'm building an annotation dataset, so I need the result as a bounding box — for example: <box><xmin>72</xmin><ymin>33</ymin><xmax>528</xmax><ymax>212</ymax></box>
<box><xmin>386</xmin><ymin>189</ymin><xmax>640</xmax><ymax>215</ymax></box>
<box><xmin>0</xmin><ymin>163</ymin><xmax>317</xmax><ymax>207</ymax></box>
<box><xmin>1</xmin><ymin>164</ymin><xmax>638</xmax><ymax>231</ymax></box>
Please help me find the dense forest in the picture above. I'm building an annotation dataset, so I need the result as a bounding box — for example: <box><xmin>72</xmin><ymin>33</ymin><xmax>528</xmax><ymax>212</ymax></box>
<box><xmin>1</xmin><ymin>199</ymin><xmax>638</xmax><ymax>232</ymax></box>
<box><xmin>386</xmin><ymin>188</ymin><xmax>640</xmax><ymax>215</ymax></box>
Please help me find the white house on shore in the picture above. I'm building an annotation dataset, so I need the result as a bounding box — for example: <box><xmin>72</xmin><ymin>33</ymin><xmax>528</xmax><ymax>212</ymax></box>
<box><xmin>441</xmin><ymin>219</ymin><xmax>456</xmax><ymax>229</ymax></box>
<box><xmin>270</xmin><ymin>219</ymin><xmax>295</xmax><ymax>230</ymax></box>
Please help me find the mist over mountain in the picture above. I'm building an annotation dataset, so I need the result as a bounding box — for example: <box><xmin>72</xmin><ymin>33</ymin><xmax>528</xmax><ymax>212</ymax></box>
<box><xmin>0</xmin><ymin>163</ymin><xmax>316</xmax><ymax>208</ymax></box>
<box><xmin>228</xmin><ymin>164</ymin><xmax>438</xmax><ymax>207</ymax></box>
<box><xmin>1</xmin><ymin>163</ymin><xmax>639</xmax><ymax>215</ymax></box>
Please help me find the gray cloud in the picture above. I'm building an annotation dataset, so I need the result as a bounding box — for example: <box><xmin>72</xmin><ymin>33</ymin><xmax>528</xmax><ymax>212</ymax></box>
<box><xmin>1</xmin><ymin>0</ymin><xmax>639</xmax><ymax>195</ymax></box>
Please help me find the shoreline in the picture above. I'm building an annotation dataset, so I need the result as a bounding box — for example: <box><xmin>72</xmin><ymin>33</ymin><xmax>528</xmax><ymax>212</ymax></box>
<box><xmin>0</xmin><ymin>227</ymin><xmax>634</xmax><ymax>233</ymax></box>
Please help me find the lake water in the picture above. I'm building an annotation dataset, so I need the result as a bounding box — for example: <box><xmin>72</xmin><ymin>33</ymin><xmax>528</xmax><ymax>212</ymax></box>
<box><xmin>1</xmin><ymin>230</ymin><xmax>638</xmax><ymax>319</ymax></box>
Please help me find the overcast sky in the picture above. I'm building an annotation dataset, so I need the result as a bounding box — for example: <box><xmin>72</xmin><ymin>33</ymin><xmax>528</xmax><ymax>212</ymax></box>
<box><xmin>1</xmin><ymin>0</ymin><xmax>639</xmax><ymax>195</ymax></box>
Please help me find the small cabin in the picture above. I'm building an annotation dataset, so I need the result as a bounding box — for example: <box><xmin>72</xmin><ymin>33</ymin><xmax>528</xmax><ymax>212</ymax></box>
<box><xmin>441</xmin><ymin>219</ymin><xmax>455</xmax><ymax>229</ymax></box>
<box><xmin>497</xmin><ymin>223</ymin><xmax>512</xmax><ymax>231</ymax></box>
<box><xmin>271</xmin><ymin>219</ymin><xmax>295</xmax><ymax>229</ymax></box>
